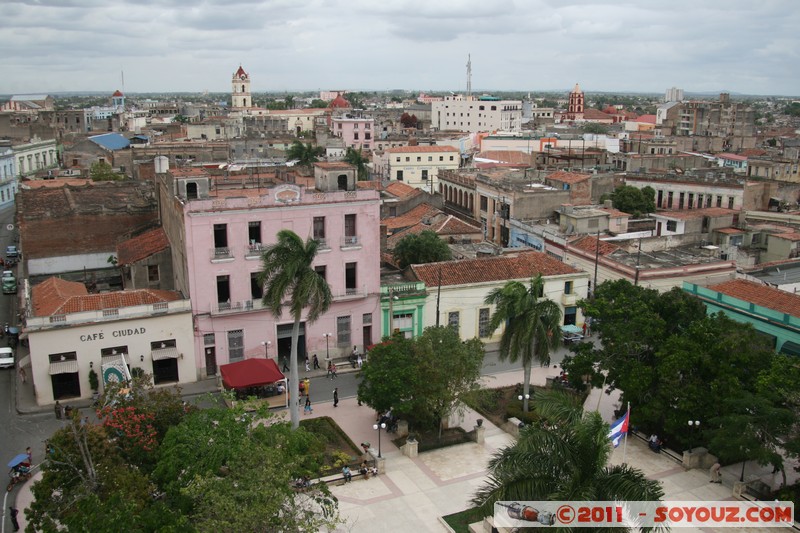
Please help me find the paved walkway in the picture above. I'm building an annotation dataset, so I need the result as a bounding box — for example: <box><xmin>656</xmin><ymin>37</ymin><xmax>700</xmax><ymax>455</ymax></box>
<box><xmin>11</xmin><ymin>357</ymin><xmax>798</xmax><ymax>533</ymax></box>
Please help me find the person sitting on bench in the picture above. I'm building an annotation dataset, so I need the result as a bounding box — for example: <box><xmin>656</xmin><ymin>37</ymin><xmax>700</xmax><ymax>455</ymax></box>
<box><xmin>342</xmin><ymin>465</ymin><xmax>353</xmax><ymax>483</ymax></box>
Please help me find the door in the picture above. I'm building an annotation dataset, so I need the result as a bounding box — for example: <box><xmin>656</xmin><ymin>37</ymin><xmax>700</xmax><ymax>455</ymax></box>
<box><xmin>153</xmin><ymin>359</ymin><xmax>179</xmax><ymax>384</ymax></box>
<box><xmin>51</xmin><ymin>373</ymin><xmax>81</xmax><ymax>400</ymax></box>
<box><xmin>362</xmin><ymin>325</ymin><xmax>372</xmax><ymax>350</ymax></box>
<box><xmin>205</xmin><ymin>347</ymin><xmax>217</xmax><ymax>376</ymax></box>
<box><xmin>277</xmin><ymin>323</ymin><xmax>306</xmax><ymax>362</ymax></box>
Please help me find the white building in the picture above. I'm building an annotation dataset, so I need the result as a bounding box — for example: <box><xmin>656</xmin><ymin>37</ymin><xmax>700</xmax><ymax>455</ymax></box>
<box><xmin>380</xmin><ymin>145</ymin><xmax>460</xmax><ymax>192</ymax></box>
<box><xmin>24</xmin><ymin>277</ymin><xmax>196</xmax><ymax>406</ymax></box>
<box><xmin>13</xmin><ymin>137</ymin><xmax>59</xmax><ymax>177</ymax></box>
<box><xmin>432</xmin><ymin>95</ymin><xmax>522</xmax><ymax>133</ymax></box>
<box><xmin>408</xmin><ymin>251</ymin><xmax>590</xmax><ymax>342</ymax></box>
<box><xmin>0</xmin><ymin>144</ymin><xmax>16</xmax><ymax>207</ymax></box>
<box><xmin>665</xmin><ymin>87</ymin><xmax>684</xmax><ymax>103</ymax></box>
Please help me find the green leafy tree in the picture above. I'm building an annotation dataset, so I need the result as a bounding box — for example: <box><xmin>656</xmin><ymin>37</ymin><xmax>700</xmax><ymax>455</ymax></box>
<box><xmin>258</xmin><ymin>230</ymin><xmax>332</xmax><ymax>430</ymax></box>
<box><xmin>358</xmin><ymin>327</ymin><xmax>484</xmax><ymax>432</ymax></box>
<box><xmin>583</xmin><ymin>122</ymin><xmax>608</xmax><ymax>134</ymax></box>
<box><xmin>392</xmin><ymin>230</ymin><xmax>452</xmax><ymax>268</ymax></box>
<box><xmin>173</xmin><ymin>114</ymin><xmax>190</xmax><ymax>124</ymax></box>
<box><xmin>472</xmin><ymin>390</ymin><xmax>664</xmax><ymax>516</ymax></box>
<box><xmin>601</xmin><ymin>185</ymin><xmax>656</xmax><ymax>217</ymax></box>
<box><xmin>266</xmin><ymin>100</ymin><xmax>288</xmax><ymax>110</ymax></box>
<box><xmin>90</xmin><ymin>161</ymin><xmax>123</xmax><ymax>181</ymax></box>
<box><xmin>309</xmin><ymin>99</ymin><xmax>328</xmax><ymax>108</ymax></box>
<box><xmin>784</xmin><ymin>102</ymin><xmax>800</xmax><ymax>117</ymax></box>
<box><xmin>344</xmin><ymin>92</ymin><xmax>364</xmax><ymax>109</ymax></box>
<box><xmin>484</xmin><ymin>275</ymin><xmax>562</xmax><ymax>412</ymax></box>
<box><xmin>286</xmin><ymin>140</ymin><xmax>324</xmax><ymax>167</ymax></box>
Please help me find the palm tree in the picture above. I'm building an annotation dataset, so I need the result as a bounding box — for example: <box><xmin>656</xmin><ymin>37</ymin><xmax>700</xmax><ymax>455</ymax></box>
<box><xmin>484</xmin><ymin>275</ymin><xmax>561</xmax><ymax>412</ymax></box>
<box><xmin>286</xmin><ymin>141</ymin><xmax>324</xmax><ymax>167</ymax></box>
<box><xmin>473</xmin><ymin>390</ymin><xmax>664</xmax><ymax>520</ymax></box>
<box><xmin>258</xmin><ymin>230</ymin><xmax>332</xmax><ymax>429</ymax></box>
<box><xmin>344</xmin><ymin>147</ymin><xmax>369</xmax><ymax>180</ymax></box>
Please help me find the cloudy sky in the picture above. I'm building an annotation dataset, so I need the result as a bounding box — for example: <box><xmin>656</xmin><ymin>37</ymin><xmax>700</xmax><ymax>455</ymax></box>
<box><xmin>1</xmin><ymin>0</ymin><xmax>798</xmax><ymax>96</ymax></box>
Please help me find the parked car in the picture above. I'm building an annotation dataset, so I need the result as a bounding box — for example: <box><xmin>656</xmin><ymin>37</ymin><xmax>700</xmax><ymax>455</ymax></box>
<box><xmin>0</xmin><ymin>347</ymin><xmax>14</xmax><ymax>369</ymax></box>
<box><xmin>5</xmin><ymin>245</ymin><xmax>18</xmax><ymax>259</ymax></box>
<box><xmin>562</xmin><ymin>332</ymin><xmax>584</xmax><ymax>345</ymax></box>
<box><xmin>2</xmin><ymin>270</ymin><xmax>16</xmax><ymax>294</ymax></box>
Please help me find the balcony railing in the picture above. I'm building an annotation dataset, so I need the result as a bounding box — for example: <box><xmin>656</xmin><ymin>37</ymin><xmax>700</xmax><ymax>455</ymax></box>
<box><xmin>211</xmin><ymin>246</ymin><xmax>234</xmax><ymax>261</ymax></box>
<box><xmin>332</xmin><ymin>286</ymin><xmax>367</xmax><ymax>301</ymax></box>
<box><xmin>245</xmin><ymin>242</ymin><xmax>263</xmax><ymax>259</ymax></box>
<box><xmin>561</xmin><ymin>293</ymin><xmax>578</xmax><ymax>306</ymax></box>
<box><xmin>212</xmin><ymin>298</ymin><xmax>265</xmax><ymax>315</ymax></box>
<box><xmin>316</xmin><ymin>238</ymin><xmax>331</xmax><ymax>251</ymax></box>
<box><xmin>341</xmin><ymin>235</ymin><xmax>360</xmax><ymax>248</ymax></box>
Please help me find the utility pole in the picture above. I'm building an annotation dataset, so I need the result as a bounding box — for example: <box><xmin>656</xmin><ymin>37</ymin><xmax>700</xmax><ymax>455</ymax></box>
<box><xmin>435</xmin><ymin>266</ymin><xmax>442</xmax><ymax>327</ymax></box>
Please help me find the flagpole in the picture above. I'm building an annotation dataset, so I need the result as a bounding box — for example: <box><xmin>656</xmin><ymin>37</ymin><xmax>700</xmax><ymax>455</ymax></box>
<box><xmin>622</xmin><ymin>402</ymin><xmax>630</xmax><ymax>465</ymax></box>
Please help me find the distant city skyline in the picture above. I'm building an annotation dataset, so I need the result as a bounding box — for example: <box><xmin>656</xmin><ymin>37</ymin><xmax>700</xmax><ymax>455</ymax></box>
<box><xmin>1</xmin><ymin>0</ymin><xmax>798</xmax><ymax>97</ymax></box>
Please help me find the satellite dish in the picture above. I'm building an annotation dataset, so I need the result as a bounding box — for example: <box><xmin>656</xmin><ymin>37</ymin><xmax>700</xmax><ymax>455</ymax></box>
<box><xmin>5</xmin><ymin>224</ymin><xmax>12</xmax><ymax>231</ymax></box>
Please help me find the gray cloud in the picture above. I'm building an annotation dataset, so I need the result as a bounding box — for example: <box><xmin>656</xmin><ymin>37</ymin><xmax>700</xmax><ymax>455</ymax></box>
<box><xmin>0</xmin><ymin>0</ymin><xmax>797</xmax><ymax>95</ymax></box>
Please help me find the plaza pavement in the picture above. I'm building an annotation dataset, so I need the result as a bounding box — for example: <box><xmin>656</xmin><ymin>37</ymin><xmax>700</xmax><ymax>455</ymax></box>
<box><xmin>11</xmin><ymin>355</ymin><xmax>799</xmax><ymax>533</ymax></box>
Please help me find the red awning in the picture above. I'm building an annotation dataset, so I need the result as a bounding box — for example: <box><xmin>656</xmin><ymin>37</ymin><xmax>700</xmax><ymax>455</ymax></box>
<box><xmin>220</xmin><ymin>358</ymin><xmax>286</xmax><ymax>389</ymax></box>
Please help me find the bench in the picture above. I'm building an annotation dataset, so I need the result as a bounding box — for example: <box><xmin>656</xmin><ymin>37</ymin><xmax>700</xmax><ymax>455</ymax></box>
<box><xmin>311</xmin><ymin>461</ymin><xmax>379</xmax><ymax>487</ymax></box>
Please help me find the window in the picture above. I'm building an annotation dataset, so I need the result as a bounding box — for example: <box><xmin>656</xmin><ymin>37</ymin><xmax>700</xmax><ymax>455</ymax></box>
<box><xmin>250</xmin><ymin>272</ymin><xmax>261</xmax><ymax>300</ymax></box>
<box><xmin>365</xmin><ymin>132</ymin><xmax>371</xmax><ymax>140</ymax></box>
<box><xmin>396</xmin><ymin>170</ymin><xmax>404</xmax><ymax>181</ymax></box>
<box><xmin>666</xmin><ymin>220</ymin><xmax>677</xmax><ymax>231</ymax></box>
<box><xmin>728</xmin><ymin>197</ymin><xmax>735</xmax><ymax>209</ymax></box>
<box><xmin>478</xmin><ymin>308</ymin><xmax>491</xmax><ymax>338</ymax></box>
<box><xmin>687</xmin><ymin>193</ymin><xmax>694</xmax><ymax>209</ymax></box>
<box><xmin>313</xmin><ymin>216</ymin><xmax>325</xmax><ymax>240</ymax></box>
<box><xmin>248</xmin><ymin>221</ymin><xmax>261</xmax><ymax>246</ymax></box>
<box><xmin>667</xmin><ymin>191</ymin><xmax>674</xmax><ymax>209</ymax></box>
<box><xmin>428</xmin><ymin>156</ymin><xmax>432</xmax><ymax>162</ymax></box>
<box><xmin>204</xmin><ymin>333</ymin><xmax>215</xmax><ymax>346</ymax></box>
<box><xmin>365</xmin><ymin>123</ymin><xmax>370</xmax><ymax>130</ymax></box>
<box><xmin>405</xmin><ymin>157</ymin><xmax>410</xmax><ymax>162</ymax></box>
<box><xmin>449</xmin><ymin>156</ymin><xmax>454</xmax><ymax>161</ymax></box>
<box><xmin>315</xmin><ymin>265</ymin><xmax>327</xmax><ymax>282</ymax></box>
<box><xmin>344</xmin><ymin>214</ymin><xmax>356</xmax><ymax>237</ymax></box>
<box><xmin>354</xmin><ymin>132</ymin><xmax>359</xmax><ymax>140</ymax></box>
<box><xmin>396</xmin><ymin>157</ymin><xmax>401</xmax><ymax>162</ymax></box>
<box><xmin>480</xmin><ymin>195</ymin><xmax>488</xmax><ymax>211</ymax></box>
<box><xmin>148</xmin><ymin>265</ymin><xmax>159</xmax><ymax>282</ymax></box>
<box><xmin>216</xmin><ymin>275</ymin><xmax>230</xmax><ymax>307</ymax></box>
<box><xmin>363</xmin><ymin>313</ymin><xmax>372</xmax><ymax>325</ymax></box>
<box><xmin>421</xmin><ymin>170</ymin><xmax>428</xmax><ymax>181</ymax></box>
<box><xmin>228</xmin><ymin>330</ymin><xmax>244</xmax><ymax>362</ymax></box>
<box><xmin>353</xmin><ymin>123</ymin><xmax>358</xmax><ymax>129</ymax></box>
<box><xmin>678</xmin><ymin>193</ymin><xmax>685</xmax><ymax>209</ymax></box>
<box><xmin>213</xmin><ymin>223</ymin><xmax>228</xmax><ymax>248</ymax></box>
<box><xmin>448</xmin><ymin>311</ymin><xmax>460</xmax><ymax>333</ymax></box>
<box><xmin>337</xmin><ymin>316</ymin><xmax>351</xmax><ymax>346</ymax></box>
<box><xmin>439</xmin><ymin>156</ymin><xmax>444</xmax><ymax>161</ymax></box>
<box><xmin>345</xmin><ymin>262</ymin><xmax>357</xmax><ymax>294</ymax></box>
<box><xmin>564</xmin><ymin>281</ymin><xmax>573</xmax><ymax>295</ymax></box>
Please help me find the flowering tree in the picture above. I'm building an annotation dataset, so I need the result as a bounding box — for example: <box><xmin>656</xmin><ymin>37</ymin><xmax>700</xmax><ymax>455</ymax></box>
<box><xmin>98</xmin><ymin>405</ymin><xmax>158</xmax><ymax>455</ymax></box>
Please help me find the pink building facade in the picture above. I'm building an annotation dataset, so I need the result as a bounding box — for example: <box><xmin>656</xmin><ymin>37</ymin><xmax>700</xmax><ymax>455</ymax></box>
<box><xmin>158</xmin><ymin>163</ymin><xmax>381</xmax><ymax>377</ymax></box>
<box><xmin>331</xmin><ymin>113</ymin><xmax>375</xmax><ymax>151</ymax></box>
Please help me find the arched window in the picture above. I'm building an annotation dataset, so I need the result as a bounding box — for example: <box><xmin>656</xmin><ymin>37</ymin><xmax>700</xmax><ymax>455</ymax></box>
<box><xmin>186</xmin><ymin>182</ymin><xmax>198</xmax><ymax>200</ymax></box>
<box><xmin>242</xmin><ymin>84</ymin><xmax>245</xmax><ymax>93</ymax></box>
<box><xmin>337</xmin><ymin>174</ymin><xmax>348</xmax><ymax>191</ymax></box>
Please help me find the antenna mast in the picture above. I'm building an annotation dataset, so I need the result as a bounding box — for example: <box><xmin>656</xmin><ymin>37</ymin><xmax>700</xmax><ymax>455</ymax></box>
<box><xmin>466</xmin><ymin>54</ymin><xmax>472</xmax><ymax>97</ymax></box>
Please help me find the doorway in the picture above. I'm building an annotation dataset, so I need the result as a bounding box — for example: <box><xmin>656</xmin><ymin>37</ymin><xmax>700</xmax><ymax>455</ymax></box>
<box><xmin>205</xmin><ymin>347</ymin><xmax>217</xmax><ymax>376</ymax></box>
<box><xmin>277</xmin><ymin>322</ymin><xmax>306</xmax><ymax>363</ymax></box>
<box><xmin>153</xmin><ymin>358</ymin><xmax>179</xmax><ymax>384</ymax></box>
<box><xmin>51</xmin><ymin>372</ymin><xmax>80</xmax><ymax>399</ymax></box>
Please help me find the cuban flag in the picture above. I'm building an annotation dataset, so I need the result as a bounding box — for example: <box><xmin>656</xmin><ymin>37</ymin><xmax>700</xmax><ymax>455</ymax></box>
<box><xmin>608</xmin><ymin>409</ymin><xmax>629</xmax><ymax>448</ymax></box>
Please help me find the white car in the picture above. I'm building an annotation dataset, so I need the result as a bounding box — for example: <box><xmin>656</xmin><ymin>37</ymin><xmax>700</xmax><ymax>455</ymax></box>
<box><xmin>0</xmin><ymin>347</ymin><xmax>13</xmax><ymax>369</ymax></box>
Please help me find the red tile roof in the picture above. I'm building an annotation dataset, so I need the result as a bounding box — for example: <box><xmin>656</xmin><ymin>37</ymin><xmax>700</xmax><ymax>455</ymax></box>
<box><xmin>716</xmin><ymin>228</ymin><xmax>744</xmax><ymax>234</ymax></box>
<box><xmin>386</xmin><ymin>215</ymin><xmax>481</xmax><ymax>248</ymax></box>
<box><xmin>475</xmin><ymin>150</ymin><xmax>531</xmax><ymax>165</ymax></box>
<box><xmin>636</xmin><ymin>114</ymin><xmax>657</xmax><ymax>124</ymax></box>
<box><xmin>709</xmin><ymin>279</ymin><xmax>800</xmax><ymax>317</ymax></box>
<box><xmin>570</xmin><ymin>235</ymin><xmax>619</xmax><ymax>256</ymax></box>
<box><xmin>386</xmin><ymin>145</ymin><xmax>459</xmax><ymax>154</ymax></box>
<box><xmin>31</xmin><ymin>277</ymin><xmax>183</xmax><ymax>317</ymax></box>
<box><xmin>773</xmin><ymin>232</ymin><xmax>800</xmax><ymax>242</ymax></box>
<box><xmin>410</xmin><ymin>251</ymin><xmax>581</xmax><ymax>287</ymax></box>
<box><xmin>546</xmin><ymin>171</ymin><xmax>592</xmax><ymax>184</ymax></box>
<box><xmin>382</xmin><ymin>203</ymin><xmax>441</xmax><ymax>231</ymax></box>
<box><xmin>717</xmin><ymin>153</ymin><xmax>748</xmax><ymax>162</ymax></box>
<box><xmin>117</xmin><ymin>228</ymin><xmax>169</xmax><ymax>266</ymax></box>
<box><xmin>384</xmin><ymin>181</ymin><xmax>422</xmax><ymax>199</ymax></box>
<box><xmin>582</xmin><ymin>108</ymin><xmax>614</xmax><ymax>120</ymax></box>
<box><xmin>599</xmin><ymin>208</ymin><xmax>630</xmax><ymax>218</ymax></box>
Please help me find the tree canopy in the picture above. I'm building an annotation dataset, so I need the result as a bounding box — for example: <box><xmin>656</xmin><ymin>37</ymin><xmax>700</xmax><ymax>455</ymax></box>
<box><xmin>392</xmin><ymin>230</ymin><xmax>452</xmax><ymax>268</ymax></box>
<box><xmin>90</xmin><ymin>161</ymin><xmax>123</xmax><ymax>181</ymax></box>
<box><xmin>583</xmin><ymin>122</ymin><xmax>609</xmax><ymax>134</ymax></box>
<box><xmin>343</xmin><ymin>147</ymin><xmax>369</xmax><ymax>180</ymax></box>
<box><xmin>563</xmin><ymin>280</ymin><xmax>800</xmax><ymax>474</ymax></box>
<box><xmin>601</xmin><ymin>185</ymin><xmax>655</xmax><ymax>217</ymax></box>
<box><xmin>358</xmin><ymin>326</ymin><xmax>484</xmax><ymax>433</ymax></box>
<box><xmin>286</xmin><ymin>140</ymin><xmax>324</xmax><ymax>167</ymax></box>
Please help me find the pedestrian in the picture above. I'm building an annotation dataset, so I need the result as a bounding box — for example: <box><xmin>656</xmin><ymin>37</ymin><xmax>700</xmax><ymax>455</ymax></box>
<box><xmin>331</xmin><ymin>362</ymin><xmax>337</xmax><ymax>379</ymax></box>
<box><xmin>281</xmin><ymin>355</ymin><xmax>289</xmax><ymax>373</ymax></box>
<box><xmin>709</xmin><ymin>462</ymin><xmax>721</xmax><ymax>483</ymax></box>
<box><xmin>326</xmin><ymin>361</ymin><xmax>333</xmax><ymax>379</ymax></box>
<box><xmin>26</xmin><ymin>446</ymin><xmax>32</xmax><ymax>465</ymax></box>
<box><xmin>357</xmin><ymin>353</ymin><xmax>363</xmax><ymax>368</ymax></box>
<box><xmin>305</xmin><ymin>358</ymin><xmax>310</xmax><ymax>372</ymax></box>
<box><xmin>312</xmin><ymin>354</ymin><xmax>320</xmax><ymax>369</ymax></box>
<box><xmin>342</xmin><ymin>465</ymin><xmax>352</xmax><ymax>483</ymax></box>
<box><xmin>299</xmin><ymin>380</ymin><xmax>305</xmax><ymax>397</ymax></box>
<box><xmin>9</xmin><ymin>507</ymin><xmax>19</xmax><ymax>532</ymax></box>
<box><xmin>304</xmin><ymin>396</ymin><xmax>313</xmax><ymax>415</ymax></box>
<box><xmin>54</xmin><ymin>400</ymin><xmax>62</xmax><ymax>420</ymax></box>
<box><xmin>303</xmin><ymin>378</ymin><xmax>311</xmax><ymax>398</ymax></box>
<box><xmin>333</xmin><ymin>387</ymin><xmax>339</xmax><ymax>408</ymax></box>
<box><xmin>582</xmin><ymin>322</ymin><xmax>588</xmax><ymax>337</ymax></box>
<box><xmin>19</xmin><ymin>366</ymin><xmax>26</xmax><ymax>384</ymax></box>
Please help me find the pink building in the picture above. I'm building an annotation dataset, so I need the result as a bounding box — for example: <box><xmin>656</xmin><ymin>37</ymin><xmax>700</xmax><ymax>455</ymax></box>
<box><xmin>157</xmin><ymin>163</ymin><xmax>381</xmax><ymax>377</ymax></box>
<box><xmin>331</xmin><ymin>113</ymin><xmax>375</xmax><ymax>151</ymax></box>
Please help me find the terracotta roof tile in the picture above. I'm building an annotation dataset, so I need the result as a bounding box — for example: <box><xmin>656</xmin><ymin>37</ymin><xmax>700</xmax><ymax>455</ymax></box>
<box><xmin>386</xmin><ymin>215</ymin><xmax>481</xmax><ymax>248</ymax></box>
<box><xmin>546</xmin><ymin>171</ymin><xmax>592</xmax><ymax>184</ymax></box>
<box><xmin>773</xmin><ymin>232</ymin><xmax>800</xmax><ymax>242</ymax></box>
<box><xmin>599</xmin><ymin>208</ymin><xmax>630</xmax><ymax>218</ymax></box>
<box><xmin>384</xmin><ymin>181</ymin><xmax>422</xmax><ymax>199</ymax></box>
<box><xmin>716</xmin><ymin>228</ymin><xmax>744</xmax><ymax>234</ymax></box>
<box><xmin>708</xmin><ymin>279</ymin><xmax>800</xmax><ymax>317</ymax></box>
<box><xmin>386</xmin><ymin>145</ymin><xmax>458</xmax><ymax>154</ymax></box>
<box><xmin>31</xmin><ymin>277</ymin><xmax>183</xmax><ymax>317</ymax></box>
<box><xmin>410</xmin><ymin>251</ymin><xmax>581</xmax><ymax>287</ymax></box>
<box><xmin>570</xmin><ymin>235</ymin><xmax>619</xmax><ymax>256</ymax></box>
<box><xmin>117</xmin><ymin>228</ymin><xmax>169</xmax><ymax>266</ymax></box>
<box><xmin>582</xmin><ymin>108</ymin><xmax>614</xmax><ymax>120</ymax></box>
<box><xmin>382</xmin><ymin>203</ymin><xmax>441</xmax><ymax>231</ymax></box>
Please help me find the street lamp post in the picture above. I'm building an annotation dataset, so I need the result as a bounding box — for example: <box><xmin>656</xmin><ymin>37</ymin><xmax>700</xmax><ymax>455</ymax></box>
<box><xmin>261</xmin><ymin>340</ymin><xmax>271</xmax><ymax>358</ymax></box>
<box><xmin>372</xmin><ymin>422</ymin><xmax>386</xmax><ymax>458</ymax></box>
<box><xmin>324</xmin><ymin>333</ymin><xmax>332</xmax><ymax>361</ymax></box>
<box><xmin>688</xmin><ymin>419</ymin><xmax>700</xmax><ymax>453</ymax></box>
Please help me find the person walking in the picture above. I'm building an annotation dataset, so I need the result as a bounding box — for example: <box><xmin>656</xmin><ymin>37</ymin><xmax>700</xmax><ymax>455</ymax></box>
<box><xmin>305</xmin><ymin>358</ymin><xmax>310</xmax><ymax>372</ymax></box>
<box><xmin>357</xmin><ymin>353</ymin><xmax>363</xmax><ymax>368</ymax></box>
<box><xmin>26</xmin><ymin>447</ymin><xmax>32</xmax><ymax>465</ymax></box>
<box><xmin>54</xmin><ymin>400</ymin><xmax>62</xmax><ymax>420</ymax></box>
<box><xmin>333</xmin><ymin>388</ymin><xmax>339</xmax><ymax>408</ymax></box>
<box><xmin>281</xmin><ymin>355</ymin><xmax>289</xmax><ymax>373</ymax></box>
<box><xmin>304</xmin><ymin>397</ymin><xmax>313</xmax><ymax>415</ymax></box>
<box><xmin>312</xmin><ymin>354</ymin><xmax>320</xmax><ymax>370</ymax></box>
<box><xmin>709</xmin><ymin>462</ymin><xmax>722</xmax><ymax>483</ymax></box>
<box><xmin>331</xmin><ymin>362</ymin><xmax>338</xmax><ymax>379</ymax></box>
<box><xmin>9</xmin><ymin>507</ymin><xmax>20</xmax><ymax>532</ymax></box>
<box><xmin>303</xmin><ymin>378</ymin><xmax>311</xmax><ymax>398</ymax></box>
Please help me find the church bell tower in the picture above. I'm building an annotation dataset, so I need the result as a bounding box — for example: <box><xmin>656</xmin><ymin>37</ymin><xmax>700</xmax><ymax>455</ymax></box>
<box><xmin>232</xmin><ymin>65</ymin><xmax>251</xmax><ymax>109</ymax></box>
